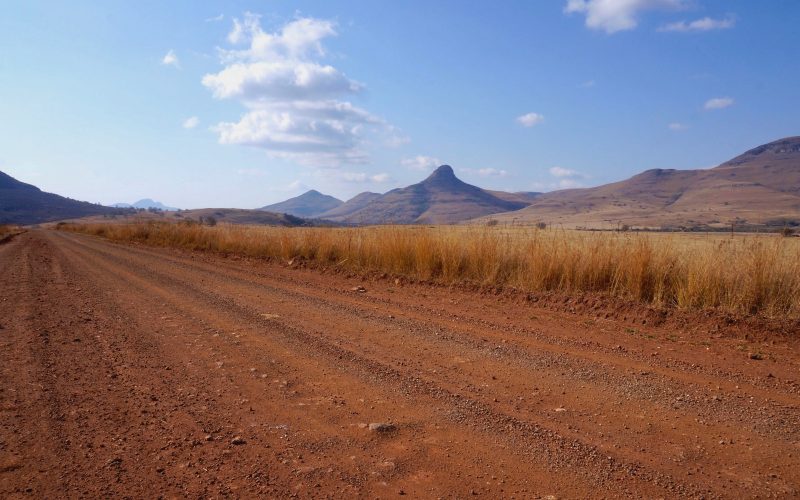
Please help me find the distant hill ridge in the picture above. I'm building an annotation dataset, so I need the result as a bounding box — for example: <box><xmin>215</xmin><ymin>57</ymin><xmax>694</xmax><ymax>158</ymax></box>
<box><xmin>260</xmin><ymin>189</ymin><xmax>343</xmax><ymax>218</ymax></box>
<box><xmin>0</xmin><ymin>171</ymin><xmax>118</xmax><ymax>224</ymax></box>
<box><xmin>113</xmin><ymin>199</ymin><xmax>178</xmax><ymax>211</ymax></box>
<box><xmin>482</xmin><ymin>136</ymin><xmax>800</xmax><ymax>228</ymax></box>
<box><xmin>326</xmin><ymin>165</ymin><xmax>530</xmax><ymax>224</ymax></box>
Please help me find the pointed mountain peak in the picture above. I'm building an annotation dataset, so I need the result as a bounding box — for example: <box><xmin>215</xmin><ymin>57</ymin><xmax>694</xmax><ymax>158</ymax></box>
<box><xmin>428</xmin><ymin>164</ymin><xmax>455</xmax><ymax>178</ymax></box>
<box><xmin>423</xmin><ymin>165</ymin><xmax>460</xmax><ymax>186</ymax></box>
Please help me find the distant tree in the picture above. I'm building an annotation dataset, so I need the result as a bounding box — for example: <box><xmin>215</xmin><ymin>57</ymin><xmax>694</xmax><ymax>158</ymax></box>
<box><xmin>781</xmin><ymin>226</ymin><xmax>795</xmax><ymax>237</ymax></box>
<box><xmin>205</xmin><ymin>216</ymin><xmax>217</xmax><ymax>227</ymax></box>
<box><xmin>486</xmin><ymin>219</ymin><xmax>499</xmax><ymax>227</ymax></box>
<box><xmin>535</xmin><ymin>222</ymin><xmax>547</xmax><ymax>230</ymax></box>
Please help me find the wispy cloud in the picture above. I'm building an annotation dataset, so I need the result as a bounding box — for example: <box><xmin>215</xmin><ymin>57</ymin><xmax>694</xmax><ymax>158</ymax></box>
<box><xmin>161</xmin><ymin>49</ymin><xmax>180</xmax><ymax>68</ymax></box>
<box><xmin>579</xmin><ymin>79</ymin><xmax>596</xmax><ymax>88</ymax></box>
<box><xmin>516</xmin><ymin>112</ymin><xmax>544</xmax><ymax>127</ymax></box>
<box><xmin>668</xmin><ymin>122</ymin><xmax>687</xmax><ymax>131</ymax></box>
<box><xmin>338</xmin><ymin>171</ymin><xmax>390</xmax><ymax>183</ymax></box>
<box><xmin>460</xmin><ymin>167</ymin><xmax>508</xmax><ymax>178</ymax></box>
<box><xmin>549</xmin><ymin>166</ymin><xmax>583</xmax><ymax>178</ymax></box>
<box><xmin>401</xmin><ymin>155</ymin><xmax>441</xmax><ymax>171</ymax></box>
<box><xmin>182</xmin><ymin>116</ymin><xmax>199</xmax><ymax>129</ymax></box>
<box><xmin>704</xmin><ymin>97</ymin><xmax>734</xmax><ymax>110</ymax></box>
<box><xmin>659</xmin><ymin>15</ymin><xmax>735</xmax><ymax>32</ymax></box>
<box><xmin>564</xmin><ymin>0</ymin><xmax>685</xmax><ymax>34</ymax></box>
<box><xmin>205</xmin><ymin>14</ymin><xmax>224</xmax><ymax>23</ymax></box>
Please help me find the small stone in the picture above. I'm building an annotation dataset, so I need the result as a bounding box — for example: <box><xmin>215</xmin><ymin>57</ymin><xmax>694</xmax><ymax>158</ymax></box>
<box><xmin>231</xmin><ymin>436</ymin><xmax>246</xmax><ymax>445</ymax></box>
<box><xmin>749</xmin><ymin>352</ymin><xmax>764</xmax><ymax>360</ymax></box>
<box><xmin>554</xmin><ymin>407</ymin><xmax>567</xmax><ymax>412</ymax></box>
<box><xmin>367</xmin><ymin>422</ymin><xmax>396</xmax><ymax>433</ymax></box>
<box><xmin>350</xmin><ymin>286</ymin><xmax>367</xmax><ymax>293</ymax></box>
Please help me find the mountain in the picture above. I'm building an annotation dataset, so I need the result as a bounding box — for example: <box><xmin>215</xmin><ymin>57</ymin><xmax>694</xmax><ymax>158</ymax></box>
<box><xmin>317</xmin><ymin>192</ymin><xmax>382</xmax><ymax>219</ymax></box>
<box><xmin>170</xmin><ymin>208</ymin><xmax>309</xmax><ymax>226</ymax></box>
<box><xmin>113</xmin><ymin>199</ymin><xmax>178</xmax><ymax>211</ymax></box>
<box><xmin>333</xmin><ymin>165</ymin><xmax>529</xmax><ymax>224</ymax></box>
<box><xmin>260</xmin><ymin>190</ymin><xmax>343</xmax><ymax>218</ymax></box>
<box><xmin>0</xmin><ymin>170</ymin><xmax>119</xmax><ymax>225</ymax></box>
<box><xmin>481</xmin><ymin>137</ymin><xmax>800</xmax><ymax>229</ymax></box>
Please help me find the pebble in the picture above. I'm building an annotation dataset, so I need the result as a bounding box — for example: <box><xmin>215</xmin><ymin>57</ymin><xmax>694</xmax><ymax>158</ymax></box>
<box><xmin>231</xmin><ymin>436</ymin><xmax>246</xmax><ymax>445</ymax></box>
<box><xmin>367</xmin><ymin>422</ymin><xmax>396</xmax><ymax>433</ymax></box>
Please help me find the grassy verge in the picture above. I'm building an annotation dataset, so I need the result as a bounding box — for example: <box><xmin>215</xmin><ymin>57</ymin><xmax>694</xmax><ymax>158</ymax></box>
<box><xmin>0</xmin><ymin>224</ymin><xmax>23</xmax><ymax>243</ymax></box>
<box><xmin>59</xmin><ymin>221</ymin><xmax>800</xmax><ymax>319</ymax></box>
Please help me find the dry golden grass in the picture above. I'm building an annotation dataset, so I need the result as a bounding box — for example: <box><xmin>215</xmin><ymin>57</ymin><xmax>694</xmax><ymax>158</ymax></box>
<box><xmin>60</xmin><ymin>222</ymin><xmax>800</xmax><ymax>318</ymax></box>
<box><xmin>0</xmin><ymin>224</ymin><xmax>21</xmax><ymax>239</ymax></box>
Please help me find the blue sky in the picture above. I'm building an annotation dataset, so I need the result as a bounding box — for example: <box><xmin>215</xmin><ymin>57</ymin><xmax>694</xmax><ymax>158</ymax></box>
<box><xmin>1</xmin><ymin>0</ymin><xmax>797</xmax><ymax>208</ymax></box>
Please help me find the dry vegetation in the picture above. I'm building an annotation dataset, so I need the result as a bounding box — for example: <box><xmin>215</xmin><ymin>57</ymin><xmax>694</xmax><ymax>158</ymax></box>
<box><xmin>0</xmin><ymin>224</ymin><xmax>22</xmax><ymax>241</ymax></box>
<box><xmin>59</xmin><ymin>221</ymin><xmax>800</xmax><ymax>318</ymax></box>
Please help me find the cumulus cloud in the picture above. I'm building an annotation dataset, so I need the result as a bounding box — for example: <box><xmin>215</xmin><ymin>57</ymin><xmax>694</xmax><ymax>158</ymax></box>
<box><xmin>660</xmin><ymin>15</ymin><xmax>735</xmax><ymax>32</ymax></box>
<box><xmin>162</xmin><ymin>49</ymin><xmax>180</xmax><ymax>68</ymax></box>
<box><xmin>203</xmin><ymin>14</ymin><xmax>395</xmax><ymax>167</ymax></box>
<box><xmin>565</xmin><ymin>0</ymin><xmax>684</xmax><ymax>33</ymax></box>
<box><xmin>516</xmin><ymin>112</ymin><xmax>544</xmax><ymax>127</ymax></box>
<box><xmin>704</xmin><ymin>97</ymin><xmax>734</xmax><ymax>110</ymax></box>
<box><xmin>182</xmin><ymin>116</ymin><xmax>200</xmax><ymax>129</ymax></box>
<box><xmin>401</xmin><ymin>155</ymin><xmax>442</xmax><ymax>171</ymax></box>
<box><xmin>668</xmin><ymin>122</ymin><xmax>687</xmax><ymax>131</ymax></box>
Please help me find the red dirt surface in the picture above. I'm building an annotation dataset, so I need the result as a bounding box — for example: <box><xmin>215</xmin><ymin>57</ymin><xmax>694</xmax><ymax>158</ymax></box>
<box><xmin>1</xmin><ymin>230</ymin><xmax>799</xmax><ymax>498</ymax></box>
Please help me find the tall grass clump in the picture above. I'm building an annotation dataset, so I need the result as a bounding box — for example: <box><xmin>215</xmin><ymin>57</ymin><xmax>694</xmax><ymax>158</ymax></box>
<box><xmin>59</xmin><ymin>221</ymin><xmax>800</xmax><ymax>318</ymax></box>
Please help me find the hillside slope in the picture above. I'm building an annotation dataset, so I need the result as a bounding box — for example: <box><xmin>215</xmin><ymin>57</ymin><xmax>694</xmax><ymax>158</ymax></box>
<box><xmin>317</xmin><ymin>192</ymin><xmax>382</xmax><ymax>220</ymax></box>
<box><xmin>337</xmin><ymin>165</ymin><xmax>528</xmax><ymax>224</ymax></box>
<box><xmin>483</xmin><ymin>137</ymin><xmax>800</xmax><ymax>229</ymax></box>
<box><xmin>260</xmin><ymin>190</ymin><xmax>343</xmax><ymax>218</ymax></box>
<box><xmin>0</xmin><ymin>171</ymin><xmax>118</xmax><ymax>224</ymax></box>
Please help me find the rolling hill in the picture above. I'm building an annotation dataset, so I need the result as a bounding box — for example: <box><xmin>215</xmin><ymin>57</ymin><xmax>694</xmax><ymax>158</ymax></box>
<box><xmin>317</xmin><ymin>192</ymin><xmax>382</xmax><ymax>220</ymax></box>
<box><xmin>260</xmin><ymin>190</ymin><xmax>343</xmax><ymax>218</ymax></box>
<box><xmin>482</xmin><ymin>136</ymin><xmax>800</xmax><ymax>229</ymax></box>
<box><xmin>0</xmin><ymin>170</ymin><xmax>120</xmax><ymax>225</ymax></box>
<box><xmin>329</xmin><ymin>165</ymin><xmax>529</xmax><ymax>224</ymax></box>
<box><xmin>113</xmin><ymin>199</ymin><xmax>179</xmax><ymax>211</ymax></box>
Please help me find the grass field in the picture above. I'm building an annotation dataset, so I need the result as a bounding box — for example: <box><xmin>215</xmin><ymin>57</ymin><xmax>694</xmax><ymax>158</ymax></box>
<box><xmin>59</xmin><ymin>221</ymin><xmax>800</xmax><ymax>318</ymax></box>
<box><xmin>0</xmin><ymin>224</ymin><xmax>22</xmax><ymax>240</ymax></box>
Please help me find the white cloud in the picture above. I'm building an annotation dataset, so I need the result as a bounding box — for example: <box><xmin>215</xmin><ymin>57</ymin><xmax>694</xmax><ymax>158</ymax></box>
<box><xmin>461</xmin><ymin>167</ymin><xmax>508</xmax><ymax>178</ymax></box>
<box><xmin>516</xmin><ymin>112</ymin><xmax>544</xmax><ymax>127</ymax></box>
<box><xmin>704</xmin><ymin>97</ymin><xmax>734</xmax><ymax>110</ymax></box>
<box><xmin>203</xmin><ymin>14</ymin><xmax>393</xmax><ymax>167</ymax></box>
<box><xmin>579</xmin><ymin>79</ymin><xmax>596</xmax><ymax>88</ymax></box>
<box><xmin>236</xmin><ymin>168</ymin><xmax>265</xmax><ymax>176</ymax></box>
<box><xmin>537</xmin><ymin>166</ymin><xmax>589</xmax><ymax>189</ymax></box>
<box><xmin>401</xmin><ymin>155</ymin><xmax>442</xmax><ymax>171</ymax></box>
<box><xmin>205</xmin><ymin>14</ymin><xmax>224</xmax><ymax>23</ymax></box>
<box><xmin>660</xmin><ymin>15</ymin><xmax>735</xmax><ymax>32</ymax></box>
<box><xmin>549</xmin><ymin>166</ymin><xmax>581</xmax><ymax>178</ymax></box>
<box><xmin>565</xmin><ymin>0</ymin><xmax>684</xmax><ymax>34</ymax></box>
<box><xmin>338</xmin><ymin>171</ymin><xmax>390</xmax><ymax>183</ymax></box>
<box><xmin>162</xmin><ymin>49</ymin><xmax>180</xmax><ymax>68</ymax></box>
<box><xmin>668</xmin><ymin>122</ymin><xmax>687</xmax><ymax>131</ymax></box>
<box><xmin>182</xmin><ymin>116</ymin><xmax>200</xmax><ymax>129</ymax></box>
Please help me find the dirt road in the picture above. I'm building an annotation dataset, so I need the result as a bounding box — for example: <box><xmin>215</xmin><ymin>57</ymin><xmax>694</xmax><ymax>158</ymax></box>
<box><xmin>1</xmin><ymin>230</ymin><xmax>799</xmax><ymax>498</ymax></box>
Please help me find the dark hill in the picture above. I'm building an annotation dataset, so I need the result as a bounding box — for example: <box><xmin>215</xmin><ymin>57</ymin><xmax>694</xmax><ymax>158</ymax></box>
<box><xmin>260</xmin><ymin>190</ymin><xmax>343</xmax><ymax>218</ymax></box>
<box><xmin>0</xmin><ymin>171</ymin><xmax>119</xmax><ymax>225</ymax></box>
